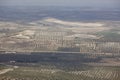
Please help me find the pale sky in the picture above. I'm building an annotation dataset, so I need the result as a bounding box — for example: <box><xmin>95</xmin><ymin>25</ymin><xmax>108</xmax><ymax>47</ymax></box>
<box><xmin>0</xmin><ymin>0</ymin><xmax>119</xmax><ymax>8</ymax></box>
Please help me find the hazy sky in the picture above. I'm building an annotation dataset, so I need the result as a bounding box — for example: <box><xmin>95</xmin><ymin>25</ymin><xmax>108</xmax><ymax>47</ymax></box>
<box><xmin>0</xmin><ymin>0</ymin><xmax>119</xmax><ymax>8</ymax></box>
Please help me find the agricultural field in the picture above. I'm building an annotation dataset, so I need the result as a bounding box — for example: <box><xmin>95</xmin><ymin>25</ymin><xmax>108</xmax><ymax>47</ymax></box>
<box><xmin>0</xmin><ymin>18</ymin><xmax>120</xmax><ymax>53</ymax></box>
<box><xmin>0</xmin><ymin>64</ymin><xmax>120</xmax><ymax>80</ymax></box>
<box><xmin>0</xmin><ymin>52</ymin><xmax>119</xmax><ymax>80</ymax></box>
